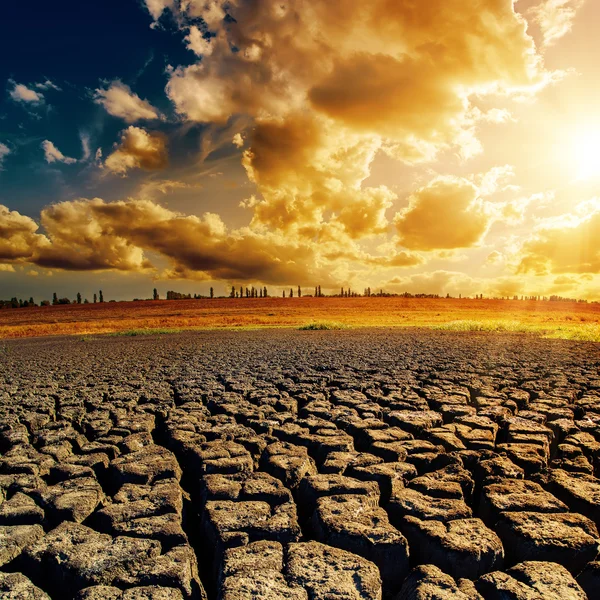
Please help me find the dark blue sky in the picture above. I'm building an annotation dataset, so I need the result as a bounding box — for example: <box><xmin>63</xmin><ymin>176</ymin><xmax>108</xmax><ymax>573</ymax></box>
<box><xmin>0</xmin><ymin>0</ymin><xmax>195</xmax><ymax>215</ymax></box>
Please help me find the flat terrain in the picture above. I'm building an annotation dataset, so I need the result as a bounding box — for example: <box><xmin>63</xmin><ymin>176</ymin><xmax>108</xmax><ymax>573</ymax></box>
<box><xmin>0</xmin><ymin>329</ymin><xmax>600</xmax><ymax>598</ymax></box>
<box><xmin>1</xmin><ymin>296</ymin><xmax>599</xmax><ymax>339</ymax></box>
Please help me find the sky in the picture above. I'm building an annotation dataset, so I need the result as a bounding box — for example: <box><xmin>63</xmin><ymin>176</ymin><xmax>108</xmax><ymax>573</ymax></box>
<box><xmin>1</xmin><ymin>0</ymin><xmax>600</xmax><ymax>301</ymax></box>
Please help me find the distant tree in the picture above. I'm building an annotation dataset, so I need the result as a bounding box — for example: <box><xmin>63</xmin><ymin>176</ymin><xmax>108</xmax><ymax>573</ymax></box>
<box><xmin>259</xmin><ymin>288</ymin><xmax>263</xmax><ymax>298</ymax></box>
<box><xmin>315</xmin><ymin>286</ymin><xmax>318</xmax><ymax>297</ymax></box>
<box><xmin>282</xmin><ymin>290</ymin><xmax>286</xmax><ymax>298</ymax></box>
<box><xmin>52</xmin><ymin>292</ymin><xmax>58</xmax><ymax>305</ymax></box>
<box><xmin>153</xmin><ymin>288</ymin><xmax>159</xmax><ymax>300</ymax></box>
<box><xmin>40</xmin><ymin>300</ymin><xmax>50</xmax><ymax>307</ymax></box>
<box><xmin>93</xmin><ymin>293</ymin><xmax>97</xmax><ymax>304</ymax></box>
<box><xmin>298</xmin><ymin>286</ymin><xmax>302</xmax><ymax>298</ymax></box>
<box><xmin>84</xmin><ymin>298</ymin><xmax>89</xmax><ymax>304</ymax></box>
<box><xmin>210</xmin><ymin>287</ymin><xmax>214</xmax><ymax>299</ymax></box>
<box><xmin>230</xmin><ymin>286</ymin><xmax>235</xmax><ymax>298</ymax></box>
<box><xmin>99</xmin><ymin>290</ymin><xmax>104</xmax><ymax>303</ymax></box>
<box><xmin>240</xmin><ymin>286</ymin><xmax>243</xmax><ymax>298</ymax></box>
<box><xmin>77</xmin><ymin>292</ymin><xmax>82</xmax><ymax>304</ymax></box>
<box><xmin>29</xmin><ymin>297</ymin><xmax>34</xmax><ymax>306</ymax></box>
<box><xmin>318</xmin><ymin>285</ymin><xmax>322</xmax><ymax>297</ymax></box>
<box><xmin>264</xmin><ymin>287</ymin><xmax>268</xmax><ymax>297</ymax></box>
<box><xmin>290</xmin><ymin>288</ymin><xmax>294</xmax><ymax>298</ymax></box>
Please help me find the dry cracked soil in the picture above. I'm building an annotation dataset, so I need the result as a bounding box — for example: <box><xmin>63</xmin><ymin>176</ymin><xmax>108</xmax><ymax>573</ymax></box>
<box><xmin>0</xmin><ymin>329</ymin><xmax>599</xmax><ymax>599</ymax></box>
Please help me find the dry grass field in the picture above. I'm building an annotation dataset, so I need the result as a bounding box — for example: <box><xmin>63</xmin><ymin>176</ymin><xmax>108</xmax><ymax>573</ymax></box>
<box><xmin>1</xmin><ymin>297</ymin><xmax>599</xmax><ymax>340</ymax></box>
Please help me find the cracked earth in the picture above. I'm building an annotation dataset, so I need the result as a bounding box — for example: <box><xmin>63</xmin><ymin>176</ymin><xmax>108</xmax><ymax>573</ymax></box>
<box><xmin>0</xmin><ymin>329</ymin><xmax>599</xmax><ymax>599</ymax></box>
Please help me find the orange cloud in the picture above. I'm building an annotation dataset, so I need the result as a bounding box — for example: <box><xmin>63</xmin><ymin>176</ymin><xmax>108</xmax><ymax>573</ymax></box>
<box><xmin>518</xmin><ymin>205</ymin><xmax>600</xmax><ymax>275</ymax></box>
<box><xmin>394</xmin><ymin>177</ymin><xmax>491</xmax><ymax>251</ymax></box>
<box><xmin>104</xmin><ymin>127</ymin><xmax>168</xmax><ymax>175</ymax></box>
<box><xmin>0</xmin><ymin>206</ymin><xmax>46</xmax><ymax>261</ymax></box>
<box><xmin>94</xmin><ymin>81</ymin><xmax>161</xmax><ymax>123</ymax></box>
<box><xmin>530</xmin><ymin>0</ymin><xmax>584</xmax><ymax>46</ymax></box>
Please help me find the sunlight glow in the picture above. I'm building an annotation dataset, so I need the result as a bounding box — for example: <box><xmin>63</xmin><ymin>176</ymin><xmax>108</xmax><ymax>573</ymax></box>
<box><xmin>571</xmin><ymin>128</ymin><xmax>600</xmax><ymax>181</ymax></box>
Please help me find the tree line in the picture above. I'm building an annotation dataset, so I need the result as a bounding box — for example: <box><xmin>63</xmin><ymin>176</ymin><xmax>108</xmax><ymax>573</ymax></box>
<box><xmin>0</xmin><ymin>288</ymin><xmax>595</xmax><ymax>309</ymax></box>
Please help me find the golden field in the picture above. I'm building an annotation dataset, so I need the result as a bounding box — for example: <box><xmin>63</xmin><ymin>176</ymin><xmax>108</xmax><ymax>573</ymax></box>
<box><xmin>0</xmin><ymin>297</ymin><xmax>599</xmax><ymax>340</ymax></box>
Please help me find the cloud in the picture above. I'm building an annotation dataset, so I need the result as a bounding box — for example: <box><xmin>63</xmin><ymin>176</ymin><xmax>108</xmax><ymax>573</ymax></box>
<box><xmin>160</xmin><ymin>0</ymin><xmax>553</xmax><ymax>263</ymax></box>
<box><xmin>0</xmin><ymin>205</ymin><xmax>46</xmax><ymax>261</ymax></box>
<box><xmin>33</xmin><ymin>199</ymin><xmax>151</xmax><ymax>271</ymax></box>
<box><xmin>0</xmin><ymin>143</ymin><xmax>10</xmax><ymax>169</ymax></box>
<box><xmin>0</xmin><ymin>264</ymin><xmax>15</xmax><ymax>273</ymax></box>
<box><xmin>518</xmin><ymin>201</ymin><xmax>600</xmax><ymax>275</ymax></box>
<box><xmin>8</xmin><ymin>82</ymin><xmax>43</xmax><ymax>104</ymax></box>
<box><xmin>0</xmin><ymin>196</ymin><xmax>422</xmax><ymax>286</ymax></box>
<box><xmin>0</xmin><ymin>1</ymin><xmax>568</xmax><ymax>293</ymax></box>
<box><xmin>35</xmin><ymin>79</ymin><xmax>61</xmax><ymax>91</ymax></box>
<box><xmin>94</xmin><ymin>81</ymin><xmax>160</xmax><ymax>123</ymax></box>
<box><xmin>41</xmin><ymin>140</ymin><xmax>77</xmax><ymax>165</ymax></box>
<box><xmin>143</xmin><ymin>0</ymin><xmax>174</xmax><ymax>21</ymax></box>
<box><xmin>104</xmin><ymin>126</ymin><xmax>168</xmax><ymax>175</ymax></box>
<box><xmin>232</xmin><ymin>133</ymin><xmax>244</xmax><ymax>148</ymax></box>
<box><xmin>394</xmin><ymin>177</ymin><xmax>491</xmax><ymax>251</ymax></box>
<box><xmin>80</xmin><ymin>132</ymin><xmax>91</xmax><ymax>161</ymax></box>
<box><xmin>530</xmin><ymin>0</ymin><xmax>584</xmax><ymax>46</ymax></box>
<box><xmin>185</xmin><ymin>26</ymin><xmax>213</xmax><ymax>56</ymax></box>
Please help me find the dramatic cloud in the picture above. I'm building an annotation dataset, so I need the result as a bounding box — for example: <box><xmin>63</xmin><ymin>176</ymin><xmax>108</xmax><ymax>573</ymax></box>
<box><xmin>531</xmin><ymin>0</ymin><xmax>584</xmax><ymax>46</ymax></box>
<box><xmin>41</xmin><ymin>140</ymin><xmax>77</xmax><ymax>165</ymax></box>
<box><xmin>518</xmin><ymin>202</ymin><xmax>600</xmax><ymax>275</ymax></box>
<box><xmin>1</xmin><ymin>0</ymin><xmax>584</xmax><ymax>296</ymax></box>
<box><xmin>161</xmin><ymin>0</ymin><xmax>552</xmax><ymax>267</ymax></box>
<box><xmin>104</xmin><ymin>127</ymin><xmax>168</xmax><ymax>175</ymax></box>
<box><xmin>0</xmin><ymin>143</ymin><xmax>10</xmax><ymax>169</ymax></box>
<box><xmin>8</xmin><ymin>82</ymin><xmax>43</xmax><ymax>104</ymax></box>
<box><xmin>34</xmin><ymin>199</ymin><xmax>151</xmax><ymax>271</ymax></box>
<box><xmin>185</xmin><ymin>26</ymin><xmax>213</xmax><ymax>56</ymax></box>
<box><xmin>0</xmin><ymin>206</ymin><xmax>46</xmax><ymax>261</ymax></box>
<box><xmin>395</xmin><ymin>177</ymin><xmax>490</xmax><ymax>251</ymax></box>
<box><xmin>94</xmin><ymin>81</ymin><xmax>160</xmax><ymax>123</ymax></box>
<box><xmin>0</xmin><ymin>196</ymin><xmax>421</xmax><ymax>286</ymax></box>
<box><xmin>394</xmin><ymin>168</ymin><xmax>522</xmax><ymax>252</ymax></box>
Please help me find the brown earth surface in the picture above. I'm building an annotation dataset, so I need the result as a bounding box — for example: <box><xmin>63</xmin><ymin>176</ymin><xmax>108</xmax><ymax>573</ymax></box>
<box><xmin>0</xmin><ymin>329</ymin><xmax>599</xmax><ymax>598</ymax></box>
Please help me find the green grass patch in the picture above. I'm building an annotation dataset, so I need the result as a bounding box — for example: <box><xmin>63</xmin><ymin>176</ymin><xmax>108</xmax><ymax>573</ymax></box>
<box><xmin>109</xmin><ymin>328</ymin><xmax>186</xmax><ymax>337</ymax></box>
<box><xmin>431</xmin><ymin>320</ymin><xmax>533</xmax><ymax>333</ymax></box>
<box><xmin>544</xmin><ymin>323</ymin><xmax>600</xmax><ymax>342</ymax></box>
<box><xmin>430</xmin><ymin>319</ymin><xmax>600</xmax><ymax>342</ymax></box>
<box><xmin>299</xmin><ymin>321</ymin><xmax>350</xmax><ymax>331</ymax></box>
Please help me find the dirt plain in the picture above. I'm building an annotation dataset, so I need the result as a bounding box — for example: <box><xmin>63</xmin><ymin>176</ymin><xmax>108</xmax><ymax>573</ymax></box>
<box><xmin>0</xmin><ymin>328</ymin><xmax>600</xmax><ymax>599</ymax></box>
<box><xmin>1</xmin><ymin>297</ymin><xmax>599</xmax><ymax>339</ymax></box>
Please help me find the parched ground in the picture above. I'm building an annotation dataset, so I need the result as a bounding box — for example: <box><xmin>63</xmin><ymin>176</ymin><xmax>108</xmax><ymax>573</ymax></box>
<box><xmin>0</xmin><ymin>329</ymin><xmax>600</xmax><ymax>599</ymax></box>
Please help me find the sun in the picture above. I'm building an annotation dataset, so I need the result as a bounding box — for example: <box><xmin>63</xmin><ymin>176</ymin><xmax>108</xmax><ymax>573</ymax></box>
<box><xmin>570</xmin><ymin>128</ymin><xmax>600</xmax><ymax>182</ymax></box>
